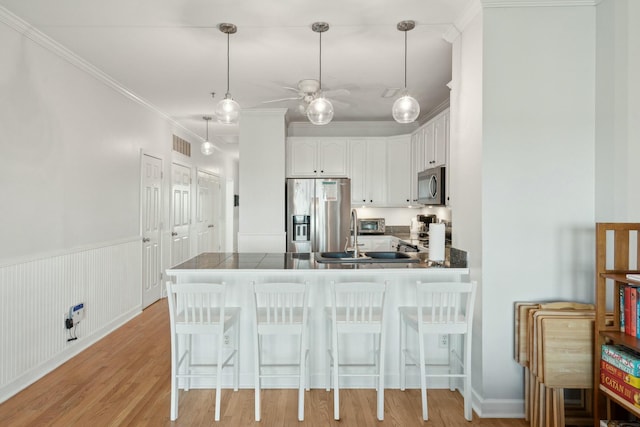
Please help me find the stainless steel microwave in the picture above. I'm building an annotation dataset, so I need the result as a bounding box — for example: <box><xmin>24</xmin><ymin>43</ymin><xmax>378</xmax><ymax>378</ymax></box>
<box><xmin>358</xmin><ymin>218</ymin><xmax>385</xmax><ymax>235</ymax></box>
<box><xmin>417</xmin><ymin>167</ymin><xmax>446</xmax><ymax>205</ymax></box>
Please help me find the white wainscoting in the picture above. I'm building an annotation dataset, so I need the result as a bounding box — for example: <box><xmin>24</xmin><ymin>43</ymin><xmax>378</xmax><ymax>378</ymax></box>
<box><xmin>0</xmin><ymin>238</ymin><xmax>142</xmax><ymax>403</ymax></box>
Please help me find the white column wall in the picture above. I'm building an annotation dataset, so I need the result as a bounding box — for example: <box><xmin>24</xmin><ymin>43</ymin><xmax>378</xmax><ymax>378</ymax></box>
<box><xmin>237</xmin><ymin>109</ymin><xmax>287</xmax><ymax>252</ymax></box>
<box><xmin>481</xmin><ymin>5</ymin><xmax>596</xmax><ymax>405</ymax></box>
<box><xmin>449</xmin><ymin>9</ymin><xmax>485</xmax><ymax>407</ymax></box>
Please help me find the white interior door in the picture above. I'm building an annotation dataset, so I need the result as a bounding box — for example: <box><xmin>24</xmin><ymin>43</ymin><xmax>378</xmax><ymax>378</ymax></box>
<box><xmin>141</xmin><ymin>154</ymin><xmax>162</xmax><ymax>308</ymax></box>
<box><xmin>196</xmin><ymin>170</ymin><xmax>222</xmax><ymax>253</ymax></box>
<box><xmin>171</xmin><ymin>163</ymin><xmax>191</xmax><ymax>267</ymax></box>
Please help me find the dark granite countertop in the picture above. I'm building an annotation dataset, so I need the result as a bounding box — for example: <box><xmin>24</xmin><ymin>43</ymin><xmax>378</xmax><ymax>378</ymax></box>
<box><xmin>168</xmin><ymin>250</ymin><xmax>468</xmax><ymax>271</ymax></box>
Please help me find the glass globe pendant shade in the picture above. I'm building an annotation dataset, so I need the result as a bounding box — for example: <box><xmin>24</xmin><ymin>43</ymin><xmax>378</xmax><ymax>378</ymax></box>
<box><xmin>215</xmin><ymin>94</ymin><xmax>240</xmax><ymax>124</ymax></box>
<box><xmin>306</xmin><ymin>96</ymin><xmax>334</xmax><ymax>125</ymax></box>
<box><xmin>201</xmin><ymin>140</ymin><xmax>214</xmax><ymax>156</ymax></box>
<box><xmin>392</xmin><ymin>93</ymin><xmax>420</xmax><ymax>124</ymax></box>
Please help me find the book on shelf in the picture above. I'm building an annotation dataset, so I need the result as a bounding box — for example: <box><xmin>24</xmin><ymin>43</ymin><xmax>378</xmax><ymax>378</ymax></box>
<box><xmin>631</xmin><ymin>287</ymin><xmax>638</xmax><ymax>337</ymax></box>
<box><xmin>602</xmin><ymin>360</ymin><xmax>640</xmax><ymax>388</ymax></box>
<box><xmin>601</xmin><ymin>370</ymin><xmax>640</xmax><ymax>409</ymax></box>
<box><xmin>628</xmin><ymin>274</ymin><xmax>640</xmax><ymax>282</ymax></box>
<box><xmin>602</xmin><ymin>345</ymin><xmax>640</xmax><ymax>377</ymax></box>
<box><xmin>622</xmin><ymin>285</ymin><xmax>626</xmax><ymax>333</ymax></box>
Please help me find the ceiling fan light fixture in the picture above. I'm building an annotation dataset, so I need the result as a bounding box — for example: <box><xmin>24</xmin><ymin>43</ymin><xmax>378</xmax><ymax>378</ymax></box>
<box><xmin>393</xmin><ymin>20</ymin><xmax>420</xmax><ymax>124</ymax></box>
<box><xmin>307</xmin><ymin>95</ymin><xmax>334</xmax><ymax>125</ymax></box>
<box><xmin>201</xmin><ymin>116</ymin><xmax>214</xmax><ymax>156</ymax></box>
<box><xmin>215</xmin><ymin>23</ymin><xmax>240</xmax><ymax>125</ymax></box>
<box><xmin>307</xmin><ymin>22</ymin><xmax>333</xmax><ymax>126</ymax></box>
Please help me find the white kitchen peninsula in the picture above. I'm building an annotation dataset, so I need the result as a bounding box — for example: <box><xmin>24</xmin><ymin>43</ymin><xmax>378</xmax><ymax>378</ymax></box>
<box><xmin>166</xmin><ymin>251</ymin><xmax>469</xmax><ymax>390</ymax></box>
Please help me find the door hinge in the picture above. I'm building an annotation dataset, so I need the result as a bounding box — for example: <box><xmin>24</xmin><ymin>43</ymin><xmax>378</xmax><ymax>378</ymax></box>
<box><xmin>160</xmin><ymin>272</ymin><xmax>163</xmax><ymax>280</ymax></box>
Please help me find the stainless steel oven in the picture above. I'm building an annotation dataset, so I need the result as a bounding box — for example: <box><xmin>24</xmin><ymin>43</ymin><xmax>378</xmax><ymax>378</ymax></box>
<box><xmin>357</xmin><ymin>218</ymin><xmax>385</xmax><ymax>235</ymax></box>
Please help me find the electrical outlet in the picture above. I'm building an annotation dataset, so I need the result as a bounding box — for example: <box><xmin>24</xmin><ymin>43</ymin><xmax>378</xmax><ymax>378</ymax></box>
<box><xmin>224</xmin><ymin>335</ymin><xmax>230</xmax><ymax>346</ymax></box>
<box><xmin>439</xmin><ymin>334</ymin><xmax>448</xmax><ymax>348</ymax></box>
<box><xmin>71</xmin><ymin>303</ymin><xmax>85</xmax><ymax>322</ymax></box>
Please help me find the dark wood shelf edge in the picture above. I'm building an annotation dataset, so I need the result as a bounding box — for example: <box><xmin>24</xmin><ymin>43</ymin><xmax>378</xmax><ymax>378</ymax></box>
<box><xmin>600</xmin><ymin>331</ymin><xmax>640</xmax><ymax>351</ymax></box>
<box><xmin>599</xmin><ymin>384</ymin><xmax>640</xmax><ymax>416</ymax></box>
<box><xmin>601</xmin><ymin>272</ymin><xmax>640</xmax><ymax>283</ymax></box>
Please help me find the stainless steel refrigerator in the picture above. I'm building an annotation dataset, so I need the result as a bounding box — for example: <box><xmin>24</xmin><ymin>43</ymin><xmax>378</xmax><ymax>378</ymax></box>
<box><xmin>286</xmin><ymin>178</ymin><xmax>351</xmax><ymax>253</ymax></box>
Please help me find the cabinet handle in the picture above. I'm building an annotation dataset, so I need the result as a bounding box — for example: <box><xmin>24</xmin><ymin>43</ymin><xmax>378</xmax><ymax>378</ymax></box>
<box><xmin>370</xmin><ymin>199</ymin><xmax>373</xmax><ymax>203</ymax></box>
<box><xmin>314</xmin><ymin>170</ymin><xmax>317</xmax><ymax>173</ymax></box>
<box><xmin>363</xmin><ymin>199</ymin><xmax>366</xmax><ymax>202</ymax></box>
<box><xmin>321</xmin><ymin>170</ymin><xmax>324</xmax><ymax>173</ymax></box>
<box><xmin>406</xmin><ymin>199</ymin><xmax>410</xmax><ymax>202</ymax></box>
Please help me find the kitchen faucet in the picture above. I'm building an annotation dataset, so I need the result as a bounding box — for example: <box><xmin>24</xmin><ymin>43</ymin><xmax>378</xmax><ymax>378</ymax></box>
<box><xmin>345</xmin><ymin>208</ymin><xmax>360</xmax><ymax>258</ymax></box>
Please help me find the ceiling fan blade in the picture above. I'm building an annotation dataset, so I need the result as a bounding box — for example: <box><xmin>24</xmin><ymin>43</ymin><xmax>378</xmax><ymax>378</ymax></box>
<box><xmin>323</xmin><ymin>88</ymin><xmax>351</xmax><ymax>98</ymax></box>
<box><xmin>261</xmin><ymin>97</ymin><xmax>300</xmax><ymax>104</ymax></box>
<box><xmin>330</xmin><ymin>98</ymin><xmax>353</xmax><ymax>108</ymax></box>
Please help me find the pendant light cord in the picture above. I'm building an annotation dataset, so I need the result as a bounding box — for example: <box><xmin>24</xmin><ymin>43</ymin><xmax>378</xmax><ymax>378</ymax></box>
<box><xmin>404</xmin><ymin>30</ymin><xmax>408</xmax><ymax>90</ymax></box>
<box><xmin>226</xmin><ymin>32</ymin><xmax>230</xmax><ymax>96</ymax></box>
<box><xmin>319</xmin><ymin>31</ymin><xmax>323</xmax><ymax>90</ymax></box>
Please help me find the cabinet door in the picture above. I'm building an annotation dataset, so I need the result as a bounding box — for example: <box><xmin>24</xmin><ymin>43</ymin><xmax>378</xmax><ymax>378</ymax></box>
<box><xmin>287</xmin><ymin>138</ymin><xmax>318</xmax><ymax>177</ymax></box>
<box><xmin>424</xmin><ymin>121</ymin><xmax>436</xmax><ymax>167</ymax></box>
<box><xmin>432</xmin><ymin>111</ymin><xmax>448</xmax><ymax>167</ymax></box>
<box><xmin>367</xmin><ymin>139</ymin><xmax>387</xmax><ymax>205</ymax></box>
<box><xmin>411</xmin><ymin>130</ymin><xmax>425</xmax><ymax>203</ymax></box>
<box><xmin>349</xmin><ymin>139</ymin><xmax>368</xmax><ymax>204</ymax></box>
<box><xmin>318</xmin><ymin>139</ymin><xmax>348</xmax><ymax>177</ymax></box>
<box><xmin>386</xmin><ymin>135</ymin><xmax>412</xmax><ymax>206</ymax></box>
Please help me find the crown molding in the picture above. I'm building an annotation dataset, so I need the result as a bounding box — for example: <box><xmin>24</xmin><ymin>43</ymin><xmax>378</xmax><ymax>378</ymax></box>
<box><xmin>452</xmin><ymin>0</ymin><xmax>483</xmax><ymax>36</ymax></box>
<box><xmin>482</xmin><ymin>0</ymin><xmax>598</xmax><ymax>7</ymax></box>
<box><xmin>0</xmin><ymin>6</ymin><xmax>225</xmax><ymax>151</ymax></box>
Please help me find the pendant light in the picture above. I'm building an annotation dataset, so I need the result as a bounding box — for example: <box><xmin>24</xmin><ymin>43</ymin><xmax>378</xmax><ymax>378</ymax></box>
<box><xmin>307</xmin><ymin>22</ymin><xmax>334</xmax><ymax>126</ymax></box>
<box><xmin>392</xmin><ymin>20</ymin><xmax>420</xmax><ymax>124</ymax></box>
<box><xmin>215</xmin><ymin>23</ymin><xmax>240</xmax><ymax>124</ymax></box>
<box><xmin>201</xmin><ymin>116</ymin><xmax>214</xmax><ymax>155</ymax></box>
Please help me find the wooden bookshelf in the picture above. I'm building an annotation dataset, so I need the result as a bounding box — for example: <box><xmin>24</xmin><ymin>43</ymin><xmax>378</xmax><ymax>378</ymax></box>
<box><xmin>594</xmin><ymin>223</ymin><xmax>640</xmax><ymax>425</ymax></box>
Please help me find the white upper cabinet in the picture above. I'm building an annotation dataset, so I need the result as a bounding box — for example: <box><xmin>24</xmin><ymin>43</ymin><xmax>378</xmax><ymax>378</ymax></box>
<box><xmin>286</xmin><ymin>137</ymin><xmax>348</xmax><ymax>177</ymax></box>
<box><xmin>349</xmin><ymin>138</ymin><xmax>386</xmax><ymax>206</ymax></box>
<box><xmin>425</xmin><ymin>110</ymin><xmax>449</xmax><ymax>168</ymax></box>
<box><xmin>386</xmin><ymin>135</ymin><xmax>414</xmax><ymax>207</ymax></box>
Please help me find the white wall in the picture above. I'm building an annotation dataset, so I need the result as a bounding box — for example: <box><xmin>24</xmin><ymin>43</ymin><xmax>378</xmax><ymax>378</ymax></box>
<box><xmin>595</xmin><ymin>0</ymin><xmax>640</xmax><ymax>221</ymax></box>
<box><xmin>481</xmin><ymin>3</ymin><xmax>596</xmax><ymax>407</ymax></box>
<box><xmin>0</xmin><ymin>11</ymin><xmax>235</xmax><ymax>401</ymax></box>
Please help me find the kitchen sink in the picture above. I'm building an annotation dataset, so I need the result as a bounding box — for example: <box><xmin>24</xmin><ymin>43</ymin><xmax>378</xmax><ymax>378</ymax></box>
<box><xmin>315</xmin><ymin>251</ymin><xmax>418</xmax><ymax>264</ymax></box>
<box><xmin>363</xmin><ymin>251</ymin><xmax>416</xmax><ymax>260</ymax></box>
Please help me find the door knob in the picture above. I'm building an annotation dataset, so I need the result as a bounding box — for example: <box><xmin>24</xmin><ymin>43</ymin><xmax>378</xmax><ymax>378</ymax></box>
<box><xmin>142</xmin><ymin>238</ymin><xmax>150</xmax><ymax>243</ymax></box>
<box><xmin>171</xmin><ymin>232</ymin><xmax>178</xmax><ymax>236</ymax></box>
<box><xmin>208</xmin><ymin>224</ymin><xmax>214</xmax><ymax>228</ymax></box>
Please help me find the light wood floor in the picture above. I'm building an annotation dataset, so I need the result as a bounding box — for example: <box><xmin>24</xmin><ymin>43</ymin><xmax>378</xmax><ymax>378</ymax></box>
<box><xmin>0</xmin><ymin>300</ymin><xmax>528</xmax><ymax>426</ymax></box>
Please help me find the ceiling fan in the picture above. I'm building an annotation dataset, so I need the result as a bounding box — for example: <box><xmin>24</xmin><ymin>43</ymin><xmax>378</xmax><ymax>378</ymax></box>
<box><xmin>262</xmin><ymin>79</ymin><xmax>351</xmax><ymax>113</ymax></box>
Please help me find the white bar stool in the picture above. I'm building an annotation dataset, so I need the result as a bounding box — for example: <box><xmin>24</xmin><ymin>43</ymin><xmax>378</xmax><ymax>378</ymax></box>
<box><xmin>252</xmin><ymin>281</ymin><xmax>310</xmax><ymax>421</ymax></box>
<box><xmin>326</xmin><ymin>280</ymin><xmax>387</xmax><ymax>421</ymax></box>
<box><xmin>399</xmin><ymin>280</ymin><xmax>477</xmax><ymax>421</ymax></box>
<box><xmin>165</xmin><ymin>282</ymin><xmax>240</xmax><ymax>422</ymax></box>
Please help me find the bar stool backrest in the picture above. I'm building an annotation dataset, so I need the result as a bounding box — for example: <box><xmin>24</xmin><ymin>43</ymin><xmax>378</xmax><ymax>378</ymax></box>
<box><xmin>167</xmin><ymin>282</ymin><xmax>227</xmax><ymax>336</ymax></box>
<box><xmin>416</xmin><ymin>281</ymin><xmax>476</xmax><ymax>335</ymax></box>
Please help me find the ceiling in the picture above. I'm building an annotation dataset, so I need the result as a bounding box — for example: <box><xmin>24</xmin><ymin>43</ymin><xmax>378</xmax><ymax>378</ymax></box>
<box><xmin>0</xmin><ymin>0</ymin><xmax>474</xmax><ymax>151</ymax></box>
